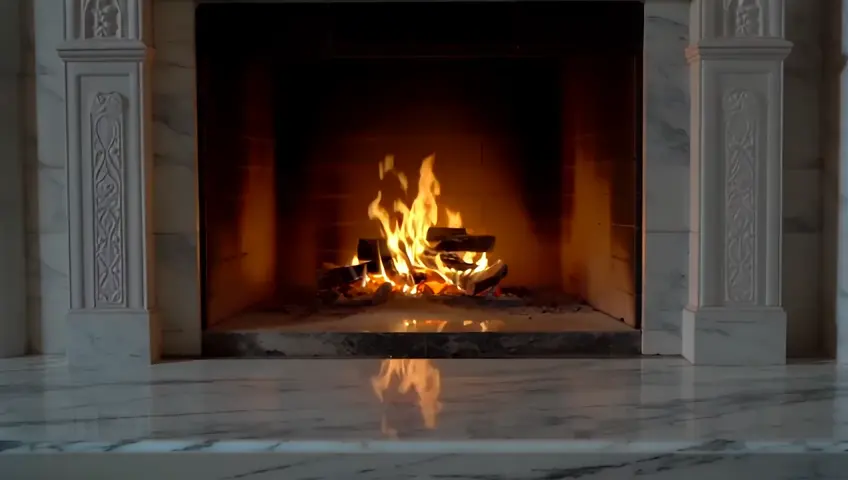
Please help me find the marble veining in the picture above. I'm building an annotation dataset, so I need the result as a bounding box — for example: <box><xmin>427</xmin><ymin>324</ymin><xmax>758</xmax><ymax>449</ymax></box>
<box><xmin>640</xmin><ymin>2</ymin><xmax>691</xmax><ymax>355</ymax></box>
<box><xmin>4</xmin><ymin>356</ymin><xmax>848</xmax><ymax>478</ymax></box>
<box><xmin>5</xmin><ymin>450</ymin><xmax>848</xmax><ymax>480</ymax></box>
<box><xmin>3</xmin><ymin>438</ymin><xmax>848</xmax><ymax>455</ymax></box>
<box><xmin>2</xmin><ymin>356</ymin><xmax>848</xmax><ymax>445</ymax></box>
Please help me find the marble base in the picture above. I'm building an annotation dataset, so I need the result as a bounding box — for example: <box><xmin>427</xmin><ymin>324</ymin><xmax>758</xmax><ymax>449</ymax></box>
<box><xmin>66</xmin><ymin>310</ymin><xmax>162</xmax><ymax>369</ymax></box>
<box><xmin>682</xmin><ymin>307</ymin><xmax>787</xmax><ymax>365</ymax></box>
<box><xmin>202</xmin><ymin>331</ymin><xmax>641</xmax><ymax>358</ymax></box>
<box><xmin>3</xmin><ymin>450</ymin><xmax>848</xmax><ymax>480</ymax></box>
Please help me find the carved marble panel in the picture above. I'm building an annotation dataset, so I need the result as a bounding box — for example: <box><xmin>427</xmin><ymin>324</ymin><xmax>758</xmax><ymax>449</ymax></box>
<box><xmin>90</xmin><ymin>92</ymin><xmax>127</xmax><ymax>307</ymax></box>
<box><xmin>723</xmin><ymin>0</ymin><xmax>764</xmax><ymax>37</ymax></box>
<box><xmin>722</xmin><ymin>89</ymin><xmax>759</xmax><ymax>305</ymax></box>
<box><xmin>81</xmin><ymin>0</ymin><xmax>124</xmax><ymax>39</ymax></box>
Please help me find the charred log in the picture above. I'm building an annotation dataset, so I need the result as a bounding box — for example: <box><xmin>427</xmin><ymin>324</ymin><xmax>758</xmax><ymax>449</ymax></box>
<box><xmin>439</xmin><ymin>253</ymin><xmax>477</xmax><ymax>271</ymax></box>
<box><xmin>434</xmin><ymin>235</ymin><xmax>496</xmax><ymax>253</ymax></box>
<box><xmin>332</xmin><ymin>282</ymin><xmax>393</xmax><ymax>306</ymax></box>
<box><xmin>461</xmin><ymin>261</ymin><xmax>509</xmax><ymax>296</ymax></box>
<box><xmin>316</xmin><ymin>262</ymin><xmax>370</xmax><ymax>291</ymax></box>
<box><xmin>426</xmin><ymin>227</ymin><xmax>467</xmax><ymax>242</ymax></box>
<box><xmin>412</xmin><ymin>272</ymin><xmax>428</xmax><ymax>284</ymax></box>
<box><xmin>356</xmin><ymin>238</ymin><xmax>393</xmax><ymax>273</ymax></box>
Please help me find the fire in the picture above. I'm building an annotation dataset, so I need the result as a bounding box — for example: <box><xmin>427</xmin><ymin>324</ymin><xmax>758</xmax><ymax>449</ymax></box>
<box><xmin>353</xmin><ymin>154</ymin><xmax>493</xmax><ymax>295</ymax></box>
<box><xmin>371</xmin><ymin>358</ymin><xmax>442</xmax><ymax>433</ymax></box>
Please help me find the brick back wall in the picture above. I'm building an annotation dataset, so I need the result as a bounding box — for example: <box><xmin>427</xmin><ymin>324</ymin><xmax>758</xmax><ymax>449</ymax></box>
<box><xmin>273</xmin><ymin>56</ymin><xmax>638</xmax><ymax>307</ymax></box>
<box><xmin>199</xmin><ymin>52</ymin><xmax>277</xmax><ymax>326</ymax></box>
<box><xmin>274</xmin><ymin>59</ymin><xmax>576</xmax><ymax>294</ymax></box>
<box><xmin>560</xmin><ymin>55</ymin><xmax>639</xmax><ymax>326</ymax></box>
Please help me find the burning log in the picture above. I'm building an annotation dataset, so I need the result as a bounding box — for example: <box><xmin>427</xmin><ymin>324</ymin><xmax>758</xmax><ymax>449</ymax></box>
<box><xmin>357</xmin><ymin>238</ymin><xmax>387</xmax><ymax>260</ymax></box>
<box><xmin>426</xmin><ymin>227</ymin><xmax>467</xmax><ymax>242</ymax></box>
<box><xmin>438</xmin><ymin>253</ymin><xmax>477</xmax><ymax>271</ymax></box>
<box><xmin>316</xmin><ymin>262</ymin><xmax>370</xmax><ymax>291</ymax></box>
<box><xmin>460</xmin><ymin>261</ymin><xmax>509</xmax><ymax>296</ymax></box>
<box><xmin>356</xmin><ymin>239</ymin><xmax>393</xmax><ymax>274</ymax></box>
<box><xmin>434</xmin><ymin>235</ymin><xmax>496</xmax><ymax>253</ymax></box>
<box><xmin>333</xmin><ymin>282</ymin><xmax>393</xmax><ymax>307</ymax></box>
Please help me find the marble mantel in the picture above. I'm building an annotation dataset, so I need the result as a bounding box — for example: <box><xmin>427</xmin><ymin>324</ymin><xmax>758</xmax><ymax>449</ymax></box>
<box><xmin>1</xmin><ymin>0</ymin><xmax>813</xmax><ymax>366</ymax></box>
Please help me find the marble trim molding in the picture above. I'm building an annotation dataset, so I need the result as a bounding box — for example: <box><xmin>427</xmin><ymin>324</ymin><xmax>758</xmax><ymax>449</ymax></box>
<box><xmin>28</xmin><ymin>0</ymin><xmax>792</xmax><ymax>366</ymax></box>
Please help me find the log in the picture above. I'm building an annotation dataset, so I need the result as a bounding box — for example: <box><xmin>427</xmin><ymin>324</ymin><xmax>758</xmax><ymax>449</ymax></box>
<box><xmin>332</xmin><ymin>282</ymin><xmax>393</xmax><ymax>307</ymax></box>
<box><xmin>439</xmin><ymin>253</ymin><xmax>477</xmax><ymax>271</ymax></box>
<box><xmin>426</xmin><ymin>227</ymin><xmax>467</xmax><ymax>242</ymax></box>
<box><xmin>316</xmin><ymin>262</ymin><xmax>370</xmax><ymax>291</ymax></box>
<box><xmin>463</xmin><ymin>261</ymin><xmax>509</xmax><ymax>296</ymax></box>
<box><xmin>357</xmin><ymin>238</ymin><xmax>388</xmax><ymax>259</ymax></box>
<box><xmin>356</xmin><ymin>238</ymin><xmax>392</xmax><ymax>273</ymax></box>
<box><xmin>434</xmin><ymin>235</ymin><xmax>496</xmax><ymax>253</ymax></box>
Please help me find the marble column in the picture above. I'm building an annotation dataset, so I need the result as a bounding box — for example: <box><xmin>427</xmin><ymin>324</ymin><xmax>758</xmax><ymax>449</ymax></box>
<box><xmin>0</xmin><ymin>0</ymin><xmax>27</xmax><ymax>358</ymax></box>
<box><xmin>682</xmin><ymin>0</ymin><xmax>792</xmax><ymax>365</ymax></box>
<box><xmin>58</xmin><ymin>0</ymin><xmax>160</xmax><ymax>368</ymax></box>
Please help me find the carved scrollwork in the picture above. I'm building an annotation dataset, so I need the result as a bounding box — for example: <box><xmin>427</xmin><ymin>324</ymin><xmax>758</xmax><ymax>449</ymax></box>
<box><xmin>91</xmin><ymin>92</ymin><xmax>126</xmax><ymax>307</ymax></box>
<box><xmin>722</xmin><ymin>0</ymin><xmax>764</xmax><ymax>37</ymax></box>
<box><xmin>723</xmin><ymin>89</ymin><xmax>759</xmax><ymax>304</ymax></box>
<box><xmin>82</xmin><ymin>0</ymin><xmax>123</xmax><ymax>39</ymax></box>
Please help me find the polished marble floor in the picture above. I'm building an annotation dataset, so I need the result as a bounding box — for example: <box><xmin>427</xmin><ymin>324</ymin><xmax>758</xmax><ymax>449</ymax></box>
<box><xmin>1</xmin><ymin>356</ymin><xmax>847</xmax><ymax>443</ymax></box>
<box><xmin>2</xmin><ymin>356</ymin><xmax>848</xmax><ymax>479</ymax></box>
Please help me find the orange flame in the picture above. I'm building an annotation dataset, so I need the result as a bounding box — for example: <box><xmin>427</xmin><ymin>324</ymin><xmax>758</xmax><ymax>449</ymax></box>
<box><xmin>357</xmin><ymin>154</ymin><xmax>492</xmax><ymax>294</ymax></box>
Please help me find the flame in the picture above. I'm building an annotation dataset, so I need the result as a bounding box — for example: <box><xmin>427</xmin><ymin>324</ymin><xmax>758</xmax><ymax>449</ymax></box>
<box><xmin>371</xmin><ymin>358</ymin><xmax>442</xmax><ymax>433</ymax></box>
<box><xmin>361</xmin><ymin>154</ymin><xmax>491</xmax><ymax>294</ymax></box>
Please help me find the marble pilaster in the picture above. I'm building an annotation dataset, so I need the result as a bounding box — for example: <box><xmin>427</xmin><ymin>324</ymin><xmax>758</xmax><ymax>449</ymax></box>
<box><xmin>683</xmin><ymin>0</ymin><xmax>792</xmax><ymax>364</ymax></box>
<box><xmin>58</xmin><ymin>0</ymin><xmax>160</xmax><ymax>368</ymax></box>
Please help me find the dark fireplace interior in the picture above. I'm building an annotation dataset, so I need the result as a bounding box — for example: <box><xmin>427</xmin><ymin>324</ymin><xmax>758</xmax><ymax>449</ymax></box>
<box><xmin>196</xmin><ymin>1</ymin><xmax>643</xmax><ymax>334</ymax></box>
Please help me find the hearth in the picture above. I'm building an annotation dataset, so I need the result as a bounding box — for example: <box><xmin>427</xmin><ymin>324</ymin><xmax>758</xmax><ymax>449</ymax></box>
<box><xmin>197</xmin><ymin>1</ymin><xmax>643</xmax><ymax>357</ymax></box>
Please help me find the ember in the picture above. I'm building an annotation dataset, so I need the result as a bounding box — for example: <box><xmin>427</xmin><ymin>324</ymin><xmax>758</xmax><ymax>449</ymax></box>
<box><xmin>317</xmin><ymin>154</ymin><xmax>508</xmax><ymax>303</ymax></box>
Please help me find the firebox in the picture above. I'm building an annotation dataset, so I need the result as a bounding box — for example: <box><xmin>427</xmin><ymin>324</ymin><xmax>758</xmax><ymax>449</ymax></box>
<box><xmin>197</xmin><ymin>1</ymin><xmax>643</xmax><ymax>356</ymax></box>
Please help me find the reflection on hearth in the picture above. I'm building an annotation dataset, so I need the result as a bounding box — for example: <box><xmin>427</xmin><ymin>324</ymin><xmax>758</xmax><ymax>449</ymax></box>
<box><xmin>372</xmin><ymin>357</ymin><xmax>442</xmax><ymax>437</ymax></box>
<box><xmin>397</xmin><ymin>318</ymin><xmax>503</xmax><ymax>333</ymax></box>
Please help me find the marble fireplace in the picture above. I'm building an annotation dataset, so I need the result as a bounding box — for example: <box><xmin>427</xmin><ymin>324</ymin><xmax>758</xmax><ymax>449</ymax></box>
<box><xmin>2</xmin><ymin>0</ymin><xmax>815</xmax><ymax>367</ymax></box>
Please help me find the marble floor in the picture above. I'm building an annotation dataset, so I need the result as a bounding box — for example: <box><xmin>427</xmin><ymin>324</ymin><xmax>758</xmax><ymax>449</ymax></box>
<box><xmin>2</xmin><ymin>356</ymin><xmax>848</xmax><ymax>479</ymax></box>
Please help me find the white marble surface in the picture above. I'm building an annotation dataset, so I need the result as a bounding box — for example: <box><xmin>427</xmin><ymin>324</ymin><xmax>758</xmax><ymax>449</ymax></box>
<box><xmin>24</xmin><ymin>0</ymin><xmax>70</xmax><ymax>355</ymax></box>
<box><xmin>151</xmin><ymin>0</ymin><xmax>202</xmax><ymax>356</ymax></box>
<box><xmin>4</xmin><ymin>357</ymin><xmax>848</xmax><ymax>478</ymax></box>
<box><xmin>1</xmin><ymin>356</ymin><xmax>848</xmax><ymax>445</ymax></box>
<box><xmin>640</xmin><ymin>0</ymin><xmax>691</xmax><ymax>355</ymax></box>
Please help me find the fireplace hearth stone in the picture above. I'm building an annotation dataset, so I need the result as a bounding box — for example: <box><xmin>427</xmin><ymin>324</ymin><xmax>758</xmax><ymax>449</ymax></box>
<box><xmin>202</xmin><ymin>300</ymin><xmax>640</xmax><ymax>358</ymax></box>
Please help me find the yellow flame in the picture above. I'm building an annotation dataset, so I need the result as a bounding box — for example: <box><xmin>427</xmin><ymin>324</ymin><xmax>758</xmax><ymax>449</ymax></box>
<box><xmin>365</xmin><ymin>154</ymin><xmax>489</xmax><ymax>292</ymax></box>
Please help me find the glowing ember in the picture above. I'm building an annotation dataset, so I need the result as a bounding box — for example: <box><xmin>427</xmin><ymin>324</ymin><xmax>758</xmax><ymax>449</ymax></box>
<box><xmin>351</xmin><ymin>154</ymin><xmax>502</xmax><ymax>295</ymax></box>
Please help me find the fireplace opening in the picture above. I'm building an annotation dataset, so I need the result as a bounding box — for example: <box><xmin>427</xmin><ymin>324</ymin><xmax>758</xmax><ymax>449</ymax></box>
<box><xmin>196</xmin><ymin>1</ymin><xmax>643</xmax><ymax>340</ymax></box>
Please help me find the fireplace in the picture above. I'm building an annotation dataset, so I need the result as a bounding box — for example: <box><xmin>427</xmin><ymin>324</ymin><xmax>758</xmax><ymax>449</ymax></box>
<box><xmin>24</xmin><ymin>0</ymin><xmax>795</xmax><ymax>367</ymax></box>
<box><xmin>195</xmin><ymin>2</ymin><xmax>643</xmax><ymax>354</ymax></box>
